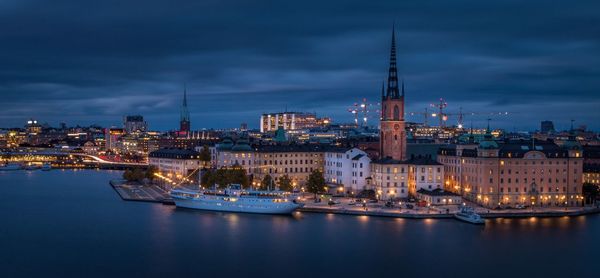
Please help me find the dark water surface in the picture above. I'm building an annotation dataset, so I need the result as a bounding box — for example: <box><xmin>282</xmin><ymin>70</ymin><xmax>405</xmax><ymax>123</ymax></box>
<box><xmin>0</xmin><ymin>170</ymin><xmax>597</xmax><ymax>278</ymax></box>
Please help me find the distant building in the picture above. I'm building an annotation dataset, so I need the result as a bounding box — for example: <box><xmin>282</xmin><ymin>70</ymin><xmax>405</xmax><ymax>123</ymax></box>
<box><xmin>25</xmin><ymin>119</ymin><xmax>42</xmax><ymax>135</ymax></box>
<box><xmin>105</xmin><ymin>128</ymin><xmax>125</xmax><ymax>152</ymax></box>
<box><xmin>371</xmin><ymin>157</ymin><xmax>444</xmax><ymax>200</ymax></box>
<box><xmin>541</xmin><ymin>120</ymin><xmax>555</xmax><ymax>134</ymax></box>
<box><xmin>123</xmin><ymin>115</ymin><xmax>147</xmax><ymax>134</ymax></box>
<box><xmin>260</xmin><ymin>112</ymin><xmax>330</xmax><ymax>133</ymax></box>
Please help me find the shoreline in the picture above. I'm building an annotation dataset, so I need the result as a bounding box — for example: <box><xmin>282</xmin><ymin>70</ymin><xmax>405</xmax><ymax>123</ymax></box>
<box><xmin>109</xmin><ymin>180</ymin><xmax>600</xmax><ymax>219</ymax></box>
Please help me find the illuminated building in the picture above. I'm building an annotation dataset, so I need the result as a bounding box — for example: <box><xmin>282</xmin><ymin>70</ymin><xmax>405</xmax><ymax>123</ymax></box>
<box><xmin>324</xmin><ymin>148</ymin><xmax>371</xmax><ymax>194</ymax></box>
<box><xmin>105</xmin><ymin>128</ymin><xmax>125</xmax><ymax>152</ymax></box>
<box><xmin>260</xmin><ymin>112</ymin><xmax>330</xmax><ymax>133</ymax></box>
<box><xmin>211</xmin><ymin>139</ymin><xmax>328</xmax><ymax>188</ymax></box>
<box><xmin>437</xmin><ymin>130</ymin><xmax>584</xmax><ymax>208</ymax></box>
<box><xmin>25</xmin><ymin>119</ymin><xmax>42</xmax><ymax>134</ymax></box>
<box><xmin>123</xmin><ymin>115</ymin><xmax>147</xmax><ymax>134</ymax></box>
<box><xmin>149</xmin><ymin>149</ymin><xmax>202</xmax><ymax>183</ymax></box>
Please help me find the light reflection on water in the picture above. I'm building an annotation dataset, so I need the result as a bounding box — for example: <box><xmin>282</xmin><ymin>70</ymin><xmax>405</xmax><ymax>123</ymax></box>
<box><xmin>1</xmin><ymin>170</ymin><xmax>598</xmax><ymax>278</ymax></box>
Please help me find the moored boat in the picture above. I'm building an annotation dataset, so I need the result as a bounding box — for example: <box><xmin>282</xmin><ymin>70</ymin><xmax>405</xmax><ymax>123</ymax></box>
<box><xmin>41</xmin><ymin>163</ymin><xmax>52</xmax><ymax>171</ymax></box>
<box><xmin>454</xmin><ymin>206</ymin><xmax>485</xmax><ymax>225</ymax></box>
<box><xmin>0</xmin><ymin>163</ymin><xmax>22</xmax><ymax>171</ymax></box>
<box><xmin>170</xmin><ymin>184</ymin><xmax>304</xmax><ymax>214</ymax></box>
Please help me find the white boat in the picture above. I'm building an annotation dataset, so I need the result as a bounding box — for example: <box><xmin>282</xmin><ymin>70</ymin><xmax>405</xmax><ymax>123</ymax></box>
<box><xmin>23</xmin><ymin>164</ymin><xmax>41</xmax><ymax>171</ymax></box>
<box><xmin>170</xmin><ymin>185</ymin><xmax>304</xmax><ymax>214</ymax></box>
<box><xmin>454</xmin><ymin>206</ymin><xmax>485</xmax><ymax>224</ymax></box>
<box><xmin>0</xmin><ymin>163</ymin><xmax>22</xmax><ymax>171</ymax></box>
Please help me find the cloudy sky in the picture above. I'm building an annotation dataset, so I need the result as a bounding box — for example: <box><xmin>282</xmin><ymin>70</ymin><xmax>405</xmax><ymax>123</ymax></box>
<box><xmin>1</xmin><ymin>0</ymin><xmax>599</xmax><ymax>131</ymax></box>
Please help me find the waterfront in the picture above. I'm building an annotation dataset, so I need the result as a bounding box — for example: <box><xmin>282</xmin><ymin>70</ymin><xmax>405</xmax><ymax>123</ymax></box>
<box><xmin>1</xmin><ymin>170</ymin><xmax>599</xmax><ymax>278</ymax></box>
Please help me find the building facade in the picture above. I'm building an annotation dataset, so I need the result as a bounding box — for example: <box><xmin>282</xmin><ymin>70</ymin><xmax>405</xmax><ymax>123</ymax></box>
<box><xmin>260</xmin><ymin>112</ymin><xmax>330</xmax><ymax>133</ymax></box>
<box><xmin>438</xmin><ymin>134</ymin><xmax>584</xmax><ymax>208</ymax></box>
<box><xmin>149</xmin><ymin>149</ymin><xmax>201</xmax><ymax>182</ymax></box>
<box><xmin>324</xmin><ymin>148</ymin><xmax>371</xmax><ymax>194</ymax></box>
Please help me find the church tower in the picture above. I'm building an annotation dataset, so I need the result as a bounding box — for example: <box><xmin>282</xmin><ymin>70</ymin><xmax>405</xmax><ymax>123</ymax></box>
<box><xmin>380</xmin><ymin>28</ymin><xmax>407</xmax><ymax>161</ymax></box>
<box><xmin>180</xmin><ymin>85</ymin><xmax>191</xmax><ymax>132</ymax></box>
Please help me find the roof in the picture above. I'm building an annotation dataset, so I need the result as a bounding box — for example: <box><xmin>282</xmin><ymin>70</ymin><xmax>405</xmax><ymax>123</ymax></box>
<box><xmin>351</xmin><ymin>154</ymin><xmax>365</xmax><ymax>160</ymax></box>
<box><xmin>416</xmin><ymin>188</ymin><xmax>459</xmax><ymax>197</ymax></box>
<box><xmin>255</xmin><ymin>144</ymin><xmax>336</xmax><ymax>153</ymax></box>
<box><xmin>149</xmin><ymin>148</ymin><xmax>200</xmax><ymax>159</ymax></box>
<box><xmin>584</xmin><ymin>163</ymin><xmax>600</xmax><ymax>173</ymax></box>
<box><xmin>372</xmin><ymin>156</ymin><xmax>441</xmax><ymax>165</ymax></box>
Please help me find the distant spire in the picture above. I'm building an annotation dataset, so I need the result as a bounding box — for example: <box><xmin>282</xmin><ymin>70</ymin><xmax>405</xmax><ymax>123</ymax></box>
<box><xmin>183</xmin><ymin>83</ymin><xmax>188</xmax><ymax>107</ymax></box>
<box><xmin>486</xmin><ymin>118</ymin><xmax>491</xmax><ymax>133</ymax></box>
<box><xmin>180</xmin><ymin>84</ymin><xmax>190</xmax><ymax>123</ymax></box>
<box><xmin>401</xmin><ymin>78</ymin><xmax>405</xmax><ymax>96</ymax></box>
<box><xmin>386</xmin><ymin>25</ymin><xmax>400</xmax><ymax>99</ymax></box>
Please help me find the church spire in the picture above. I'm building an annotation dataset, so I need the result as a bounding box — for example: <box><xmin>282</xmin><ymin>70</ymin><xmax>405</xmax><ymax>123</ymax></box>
<box><xmin>401</xmin><ymin>78</ymin><xmax>405</xmax><ymax>97</ymax></box>
<box><xmin>180</xmin><ymin>84</ymin><xmax>191</xmax><ymax>132</ymax></box>
<box><xmin>386</xmin><ymin>25</ymin><xmax>400</xmax><ymax>99</ymax></box>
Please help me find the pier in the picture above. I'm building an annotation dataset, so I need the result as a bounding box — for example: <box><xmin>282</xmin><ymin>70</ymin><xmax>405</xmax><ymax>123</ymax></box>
<box><xmin>109</xmin><ymin>180</ymin><xmax>174</xmax><ymax>205</ymax></box>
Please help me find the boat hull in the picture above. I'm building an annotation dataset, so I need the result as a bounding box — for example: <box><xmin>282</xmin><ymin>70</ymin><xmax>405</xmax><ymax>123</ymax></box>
<box><xmin>173</xmin><ymin>197</ymin><xmax>303</xmax><ymax>215</ymax></box>
<box><xmin>454</xmin><ymin>214</ymin><xmax>485</xmax><ymax>225</ymax></box>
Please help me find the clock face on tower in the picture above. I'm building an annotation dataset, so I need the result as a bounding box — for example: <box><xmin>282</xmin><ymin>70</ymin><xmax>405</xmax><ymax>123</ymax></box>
<box><xmin>394</xmin><ymin>124</ymin><xmax>400</xmax><ymax>130</ymax></box>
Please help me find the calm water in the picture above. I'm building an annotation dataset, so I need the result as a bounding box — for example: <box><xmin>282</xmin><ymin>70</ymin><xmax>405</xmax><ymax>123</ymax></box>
<box><xmin>0</xmin><ymin>170</ymin><xmax>598</xmax><ymax>278</ymax></box>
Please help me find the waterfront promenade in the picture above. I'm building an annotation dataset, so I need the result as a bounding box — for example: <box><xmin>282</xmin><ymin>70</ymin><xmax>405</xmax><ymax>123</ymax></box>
<box><xmin>109</xmin><ymin>180</ymin><xmax>600</xmax><ymax>219</ymax></box>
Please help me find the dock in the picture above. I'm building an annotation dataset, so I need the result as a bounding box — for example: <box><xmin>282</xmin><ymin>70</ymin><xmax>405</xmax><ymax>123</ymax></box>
<box><xmin>109</xmin><ymin>180</ymin><xmax>174</xmax><ymax>205</ymax></box>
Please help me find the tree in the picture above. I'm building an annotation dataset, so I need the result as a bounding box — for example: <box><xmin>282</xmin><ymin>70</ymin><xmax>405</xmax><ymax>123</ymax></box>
<box><xmin>260</xmin><ymin>174</ymin><xmax>274</xmax><ymax>191</ymax></box>
<box><xmin>199</xmin><ymin>145</ymin><xmax>211</xmax><ymax>167</ymax></box>
<box><xmin>227</xmin><ymin>164</ymin><xmax>249</xmax><ymax>188</ymax></box>
<box><xmin>278</xmin><ymin>175</ymin><xmax>293</xmax><ymax>192</ymax></box>
<box><xmin>582</xmin><ymin>183</ymin><xmax>599</xmax><ymax>205</ymax></box>
<box><xmin>306</xmin><ymin>170</ymin><xmax>325</xmax><ymax>197</ymax></box>
<box><xmin>131</xmin><ymin>168</ymin><xmax>145</xmax><ymax>182</ymax></box>
<box><xmin>145</xmin><ymin>165</ymin><xmax>158</xmax><ymax>181</ymax></box>
<box><xmin>123</xmin><ymin>169</ymin><xmax>133</xmax><ymax>181</ymax></box>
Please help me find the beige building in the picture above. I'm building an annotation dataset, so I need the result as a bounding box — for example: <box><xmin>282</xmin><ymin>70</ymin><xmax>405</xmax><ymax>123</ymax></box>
<box><xmin>370</xmin><ymin>157</ymin><xmax>444</xmax><ymax>200</ymax></box>
<box><xmin>437</xmin><ymin>133</ymin><xmax>584</xmax><ymax>208</ymax></box>
<box><xmin>210</xmin><ymin>139</ymin><xmax>328</xmax><ymax>189</ymax></box>
<box><xmin>149</xmin><ymin>149</ymin><xmax>202</xmax><ymax>182</ymax></box>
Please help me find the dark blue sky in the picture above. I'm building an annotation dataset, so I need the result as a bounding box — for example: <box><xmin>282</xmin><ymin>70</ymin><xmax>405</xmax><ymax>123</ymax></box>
<box><xmin>1</xmin><ymin>0</ymin><xmax>599</xmax><ymax>131</ymax></box>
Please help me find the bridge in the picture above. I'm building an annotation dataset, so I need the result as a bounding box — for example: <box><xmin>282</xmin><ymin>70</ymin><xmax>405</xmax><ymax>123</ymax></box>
<box><xmin>1</xmin><ymin>151</ymin><xmax>148</xmax><ymax>169</ymax></box>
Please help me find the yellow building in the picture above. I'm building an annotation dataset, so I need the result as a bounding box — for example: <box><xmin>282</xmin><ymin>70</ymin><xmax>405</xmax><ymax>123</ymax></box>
<box><xmin>438</xmin><ymin>133</ymin><xmax>584</xmax><ymax>208</ymax></box>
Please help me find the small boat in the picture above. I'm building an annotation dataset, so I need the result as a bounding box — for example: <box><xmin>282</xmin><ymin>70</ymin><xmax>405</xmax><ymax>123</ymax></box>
<box><xmin>0</xmin><ymin>163</ymin><xmax>22</xmax><ymax>171</ymax></box>
<box><xmin>171</xmin><ymin>184</ymin><xmax>304</xmax><ymax>214</ymax></box>
<box><xmin>41</xmin><ymin>163</ymin><xmax>52</xmax><ymax>171</ymax></box>
<box><xmin>454</xmin><ymin>206</ymin><xmax>485</xmax><ymax>224</ymax></box>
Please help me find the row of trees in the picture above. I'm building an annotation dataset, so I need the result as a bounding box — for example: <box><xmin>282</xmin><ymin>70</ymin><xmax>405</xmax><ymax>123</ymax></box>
<box><xmin>201</xmin><ymin>165</ymin><xmax>249</xmax><ymax>189</ymax></box>
<box><xmin>123</xmin><ymin>165</ymin><xmax>158</xmax><ymax>183</ymax></box>
<box><xmin>199</xmin><ymin>166</ymin><xmax>327</xmax><ymax>193</ymax></box>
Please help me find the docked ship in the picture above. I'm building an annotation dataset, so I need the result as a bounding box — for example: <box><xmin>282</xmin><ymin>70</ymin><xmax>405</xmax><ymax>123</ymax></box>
<box><xmin>0</xmin><ymin>163</ymin><xmax>22</xmax><ymax>171</ymax></box>
<box><xmin>170</xmin><ymin>185</ymin><xmax>304</xmax><ymax>214</ymax></box>
<box><xmin>454</xmin><ymin>206</ymin><xmax>485</xmax><ymax>224</ymax></box>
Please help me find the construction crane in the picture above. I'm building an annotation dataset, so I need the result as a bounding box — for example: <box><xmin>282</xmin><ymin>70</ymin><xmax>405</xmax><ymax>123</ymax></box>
<box><xmin>406</xmin><ymin>107</ymin><xmax>431</xmax><ymax>126</ymax></box>
<box><xmin>348</xmin><ymin>98</ymin><xmax>380</xmax><ymax>127</ymax></box>
<box><xmin>430</xmin><ymin>98</ymin><xmax>448</xmax><ymax>127</ymax></box>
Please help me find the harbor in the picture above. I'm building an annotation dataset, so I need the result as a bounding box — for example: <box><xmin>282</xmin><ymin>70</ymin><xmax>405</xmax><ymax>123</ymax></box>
<box><xmin>109</xmin><ymin>180</ymin><xmax>600</xmax><ymax>220</ymax></box>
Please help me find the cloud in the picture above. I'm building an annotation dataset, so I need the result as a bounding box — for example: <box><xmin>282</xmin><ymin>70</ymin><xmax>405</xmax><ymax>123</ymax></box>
<box><xmin>0</xmin><ymin>0</ymin><xmax>599</xmax><ymax>130</ymax></box>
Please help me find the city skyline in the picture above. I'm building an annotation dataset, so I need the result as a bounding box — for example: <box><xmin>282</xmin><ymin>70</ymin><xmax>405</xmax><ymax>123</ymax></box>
<box><xmin>1</xmin><ymin>1</ymin><xmax>600</xmax><ymax>130</ymax></box>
